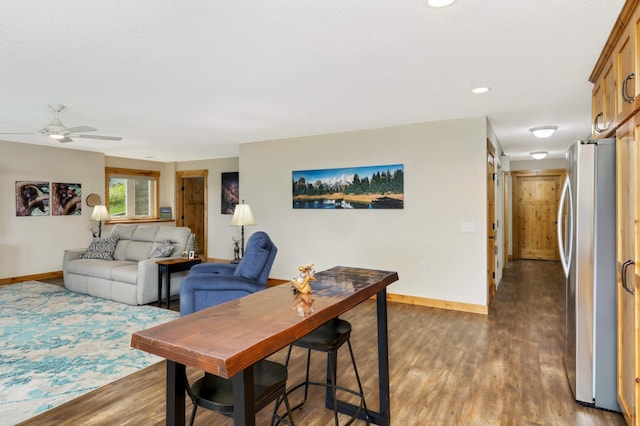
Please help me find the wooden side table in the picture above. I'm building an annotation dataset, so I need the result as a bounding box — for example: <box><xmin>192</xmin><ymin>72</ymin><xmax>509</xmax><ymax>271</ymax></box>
<box><xmin>156</xmin><ymin>257</ymin><xmax>202</xmax><ymax>308</ymax></box>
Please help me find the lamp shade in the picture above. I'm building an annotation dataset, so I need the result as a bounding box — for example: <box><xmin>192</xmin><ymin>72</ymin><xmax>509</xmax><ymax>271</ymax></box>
<box><xmin>90</xmin><ymin>205</ymin><xmax>110</xmax><ymax>221</ymax></box>
<box><xmin>230</xmin><ymin>203</ymin><xmax>256</xmax><ymax>227</ymax></box>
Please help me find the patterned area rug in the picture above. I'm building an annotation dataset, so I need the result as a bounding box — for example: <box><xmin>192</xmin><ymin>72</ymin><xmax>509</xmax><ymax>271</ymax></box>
<box><xmin>0</xmin><ymin>282</ymin><xmax>179</xmax><ymax>425</ymax></box>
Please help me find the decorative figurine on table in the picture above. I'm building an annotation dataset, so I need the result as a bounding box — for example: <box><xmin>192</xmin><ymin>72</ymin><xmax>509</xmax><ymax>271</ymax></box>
<box><xmin>292</xmin><ymin>263</ymin><xmax>315</xmax><ymax>294</ymax></box>
<box><xmin>232</xmin><ymin>237</ymin><xmax>241</xmax><ymax>263</ymax></box>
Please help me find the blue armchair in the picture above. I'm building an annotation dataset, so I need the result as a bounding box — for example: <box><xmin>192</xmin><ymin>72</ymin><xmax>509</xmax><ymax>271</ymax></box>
<box><xmin>179</xmin><ymin>231</ymin><xmax>277</xmax><ymax>316</ymax></box>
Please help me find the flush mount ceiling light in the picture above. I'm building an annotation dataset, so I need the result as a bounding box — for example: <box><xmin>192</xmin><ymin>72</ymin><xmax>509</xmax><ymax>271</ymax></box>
<box><xmin>472</xmin><ymin>87</ymin><xmax>491</xmax><ymax>94</ymax></box>
<box><xmin>530</xmin><ymin>151</ymin><xmax>548</xmax><ymax>160</ymax></box>
<box><xmin>529</xmin><ymin>125</ymin><xmax>558</xmax><ymax>139</ymax></box>
<box><xmin>427</xmin><ymin>0</ymin><xmax>456</xmax><ymax>7</ymax></box>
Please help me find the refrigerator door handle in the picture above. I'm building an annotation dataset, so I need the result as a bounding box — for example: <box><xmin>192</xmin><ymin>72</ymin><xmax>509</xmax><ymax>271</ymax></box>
<box><xmin>621</xmin><ymin>259</ymin><xmax>635</xmax><ymax>295</ymax></box>
<box><xmin>557</xmin><ymin>175</ymin><xmax>573</xmax><ymax>278</ymax></box>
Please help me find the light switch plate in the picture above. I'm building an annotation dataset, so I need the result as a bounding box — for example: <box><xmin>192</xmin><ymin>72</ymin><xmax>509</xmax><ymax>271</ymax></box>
<box><xmin>460</xmin><ymin>222</ymin><xmax>475</xmax><ymax>233</ymax></box>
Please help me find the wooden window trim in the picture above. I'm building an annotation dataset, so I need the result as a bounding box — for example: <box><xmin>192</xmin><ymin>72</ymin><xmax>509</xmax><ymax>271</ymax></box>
<box><xmin>105</xmin><ymin>167</ymin><xmax>160</xmax><ymax>221</ymax></box>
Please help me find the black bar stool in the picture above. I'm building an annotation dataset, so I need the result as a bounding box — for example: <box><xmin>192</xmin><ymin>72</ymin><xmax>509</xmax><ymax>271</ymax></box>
<box><xmin>186</xmin><ymin>359</ymin><xmax>295</xmax><ymax>425</ymax></box>
<box><xmin>274</xmin><ymin>318</ymin><xmax>369</xmax><ymax>425</ymax></box>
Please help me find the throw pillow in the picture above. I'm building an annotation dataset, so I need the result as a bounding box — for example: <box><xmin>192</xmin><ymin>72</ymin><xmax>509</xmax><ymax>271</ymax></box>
<box><xmin>150</xmin><ymin>240</ymin><xmax>174</xmax><ymax>258</ymax></box>
<box><xmin>80</xmin><ymin>236</ymin><xmax>119</xmax><ymax>260</ymax></box>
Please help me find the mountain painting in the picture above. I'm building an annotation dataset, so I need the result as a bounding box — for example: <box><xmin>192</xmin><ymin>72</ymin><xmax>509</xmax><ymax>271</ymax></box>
<box><xmin>292</xmin><ymin>164</ymin><xmax>404</xmax><ymax>209</ymax></box>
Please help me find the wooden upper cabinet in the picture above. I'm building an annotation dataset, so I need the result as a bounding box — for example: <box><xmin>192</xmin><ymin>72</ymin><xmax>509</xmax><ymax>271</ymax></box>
<box><xmin>591</xmin><ymin>0</ymin><xmax>640</xmax><ymax>136</ymax></box>
<box><xmin>592</xmin><ymin>58</ymin><xmax>617</xmax><ymax>138</ymax></box>
<box><xmin>616</xmin><ymin>18</ymin><xmax>636</xmax><ymax>122</ymax></box>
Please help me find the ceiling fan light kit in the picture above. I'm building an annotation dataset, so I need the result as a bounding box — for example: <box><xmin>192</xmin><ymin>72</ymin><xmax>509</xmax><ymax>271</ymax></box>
<box><xmin>0</xmin><ymin>104</ymin><xmax>122</xmax><ymax>144</ymax></box>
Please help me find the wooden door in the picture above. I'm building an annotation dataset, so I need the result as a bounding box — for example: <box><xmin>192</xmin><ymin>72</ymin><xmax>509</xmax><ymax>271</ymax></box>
<box><xmin>616</xmin><ymin>116</ymin><xmax>639</xmax><ymax>425</ymax></box>
<box><xmin>512</xmin><ymin>170</ymin><xmax>565</xmax><ymax>260</ymax></box>
<box><xmin>175</xmin><ymin>170</ymin><xmax>208</xmax><ymax>258</ymax></box>
<box><xmin>487</xmin><ymin>142</ymin><xmax>496</xmax><ymax>305</ymax></box>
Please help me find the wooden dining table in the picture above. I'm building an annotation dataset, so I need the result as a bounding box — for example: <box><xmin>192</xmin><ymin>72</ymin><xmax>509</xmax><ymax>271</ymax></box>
<box><xmin>131</xmin><ymin>265</ymin><xmax>399</xmax><ymax>426</ymax></box>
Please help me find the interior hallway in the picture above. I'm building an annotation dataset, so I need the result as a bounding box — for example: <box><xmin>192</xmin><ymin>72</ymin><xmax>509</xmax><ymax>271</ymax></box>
<box><xmin>24</xmin><ymin>260</ymin><xmax>625</xmax><ymax>425</ymax></box>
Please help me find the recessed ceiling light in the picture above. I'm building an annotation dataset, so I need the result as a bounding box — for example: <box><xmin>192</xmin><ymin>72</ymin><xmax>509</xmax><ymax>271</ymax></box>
<box><xmin>472</xmin><ymin>87</ymin><xmax>491</xmax><ymax>94</ymax></box>
<box><xmin>427</xmin><ymin>0</ymin><xmax>456</xmax><ymax>7</ymax></box>
<box><xmin>530</xmin><ymin>151</ymin><xmax>548</xmax><ymax>160</ymax></box>
<box><xmin>529</xmin><ymin>125</ymin><xmax>558</xmax><ymax>139</ymax></box>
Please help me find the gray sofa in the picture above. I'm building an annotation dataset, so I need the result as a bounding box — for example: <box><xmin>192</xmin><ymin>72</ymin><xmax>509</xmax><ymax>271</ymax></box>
<box><xmin>63</xmin><ymin>224</ymin><xmax>194</xmax><ymax>305</ymax></box>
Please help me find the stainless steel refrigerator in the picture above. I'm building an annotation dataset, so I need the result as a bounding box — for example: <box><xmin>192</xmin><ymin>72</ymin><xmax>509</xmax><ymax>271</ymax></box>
<box><xmin>557</xmin><ymin>139</ymin><xmax>619</xmax><ymax>411</ymax></box>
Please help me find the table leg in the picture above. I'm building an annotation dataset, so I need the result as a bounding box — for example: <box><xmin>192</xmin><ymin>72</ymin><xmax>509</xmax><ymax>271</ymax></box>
<box><xmin>375</xmin><ymin>287</ymin><xmax>391</xmax><ymax>426</ymax></box>
<box><xmin>166</xmin><ymin>360</ymin><xmax>186</xmax><ymax>426</ymax></box>
<box><xmin>164</xmin><ymin>270</ymin><xmax>171</xmax><ymax>309</ymax></box>
<box><xmin>323</xmin><ymin>289</ymin><xmax>391</xmax><ymax>425</ymax></box>
<box><xmin>158</xmin><ymin>265</ymin><xmax>167</xmax><ymax>307</ymax></box>
<box><xmin>232</xmin><ymin>366</ymin><xmax>256</xmax><ymax>425</ymax></box>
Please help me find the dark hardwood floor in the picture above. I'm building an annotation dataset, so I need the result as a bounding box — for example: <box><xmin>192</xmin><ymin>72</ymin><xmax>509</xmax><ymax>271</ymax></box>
<box><xmin>23</xmin><ymin>261</ymin><xmax>625</xmax><ymax>425</ymax></box>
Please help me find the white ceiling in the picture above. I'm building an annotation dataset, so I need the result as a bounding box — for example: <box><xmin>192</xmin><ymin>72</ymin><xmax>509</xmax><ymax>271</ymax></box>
<box><xmin>0</xmin><ymin>0</ymin><xmax>626</xmax><ymax>162</ymax></box>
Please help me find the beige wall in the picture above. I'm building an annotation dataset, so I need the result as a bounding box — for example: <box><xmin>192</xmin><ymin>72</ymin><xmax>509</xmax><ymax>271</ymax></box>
<box><xmin>0</xmin><ymin>140</ymin><xmax>105</xmax><ymax>277</ymax></box>
<box><xmin>239</xmin><ymin>117</ymin><xmax>492</xmax><ymax>307</ymax></box>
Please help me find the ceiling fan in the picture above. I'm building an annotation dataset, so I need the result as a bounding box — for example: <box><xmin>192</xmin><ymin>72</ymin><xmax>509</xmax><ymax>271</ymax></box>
<box><xmin>0</xmin><ymin>104</ymin><xmax>123</xmax><ymax>143</ymax></box>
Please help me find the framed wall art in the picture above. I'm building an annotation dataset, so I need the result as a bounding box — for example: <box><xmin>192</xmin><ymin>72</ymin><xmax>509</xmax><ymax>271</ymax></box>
<box><xmin>16</xmin><ymin>181</ymin><xmax>50</xmax><ymax>216</ymax></box>
<box><xmin>292</xmin><ymin>164</ymin><xmax>404</xmax><ymax>209</ymax></box>
<box><xmin>221</xmin><ymin>172</ymin><xmax>239</xmax><ymax>214</ymax></box>
<box><xmin>52</xmin><ymin>182</ymin><xmax>82</xmax><ymax>216</ymax></box>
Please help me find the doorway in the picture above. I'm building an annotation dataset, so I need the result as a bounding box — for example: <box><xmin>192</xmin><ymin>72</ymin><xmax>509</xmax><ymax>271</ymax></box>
<box><xmin>512</xmin><ymin>169</ymin><xmax>565</xmax><ymax>260</ymax></box>
<box><xmin>175</xmin><ymin>170</ymin><xmax>208</xmax><ymax>259</ymax></box>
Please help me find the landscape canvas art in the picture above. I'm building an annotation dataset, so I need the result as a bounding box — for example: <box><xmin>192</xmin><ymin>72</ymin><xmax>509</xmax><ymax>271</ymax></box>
<box><xmin>292</xmin><ymin>164</ymin><xmax>404</xmax><ymax>209</ymax></box>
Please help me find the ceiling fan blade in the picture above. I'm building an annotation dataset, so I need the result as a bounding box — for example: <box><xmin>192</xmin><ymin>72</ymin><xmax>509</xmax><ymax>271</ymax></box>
<box><xmin>58</xmin><ymin>137</ymin><xmax>74</xmax><ymax>143</ymax></box>
<box><xmin>66</xmin><ymin>125</ymin><xmax>97</xmax><ymax>133</ymax></box>
<box><xmin>78</xmin><ymin>134</ymin><xmax>123</xmax><ymax>141</ymax></box>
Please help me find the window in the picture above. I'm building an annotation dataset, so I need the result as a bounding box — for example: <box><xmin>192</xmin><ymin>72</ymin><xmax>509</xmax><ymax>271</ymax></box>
<box><xmin>105</xmin><ymin>167</ymin><xmax>160</xmax><ymax>220</ymax></box>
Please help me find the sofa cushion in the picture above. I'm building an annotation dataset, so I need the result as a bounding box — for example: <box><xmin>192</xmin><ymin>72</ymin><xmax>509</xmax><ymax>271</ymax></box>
<box><xmin>80</xmin><ymin>236</ymin><xmax>119</xmax><ymax>260</ymax></box>
<box><xmin>132</xmin><ymin>226</ymin><xmax>160</xmax><ymax>242</ymax></box>
<box><xmin>155</xmin><ymin>227</ymin><xmax>193</xmax><ymax>255</ymax></box>
<box><xmin>150</xmin><ymin>241</ymin><xmax>174</xmax><ymax>258</ymax></box>
<box><xmin>112</xmin><ymin>224</ymin><xmax>138</xmax><ymax>261</ymax></box>
<box><xmin>66</xmin><ymin>259</ymin><xmax>134</xmax><ymax>279</ymax></box>
<box><xmin>110</xmin><ymin>263</ymin><xmax>140</xmax><ymax>284</ymax></box>
<box><xmin>124</xmin><ymin>241</ymin><xmax>154</xmax><ymax>261</ymax></box>
<box><xmin>110</xmin><ymin>224</ymin><xmax>138</xmax><ymax>240</ymax></box>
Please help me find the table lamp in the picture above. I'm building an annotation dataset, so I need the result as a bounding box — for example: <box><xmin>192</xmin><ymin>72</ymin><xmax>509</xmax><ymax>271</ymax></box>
<box><xmin>90</xmin><ymin>205</ymin><xmax>110</xmax><ymax>237</ymax></box>
<box><xmin>230</xmin><ymin>200</ymin><xmax>256</xmax><ymax>260</ymax></box>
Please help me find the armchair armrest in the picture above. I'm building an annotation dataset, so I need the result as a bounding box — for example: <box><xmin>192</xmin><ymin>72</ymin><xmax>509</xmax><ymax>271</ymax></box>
<box><xmin>189</xmin><ymin>262</ymin><xmax>237</xmax><ymax>276</ymax></box>
<box><xmin>179</xmin><ymin>274</ymin><xmax>265</xmax><ymax>316</ymax></box>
